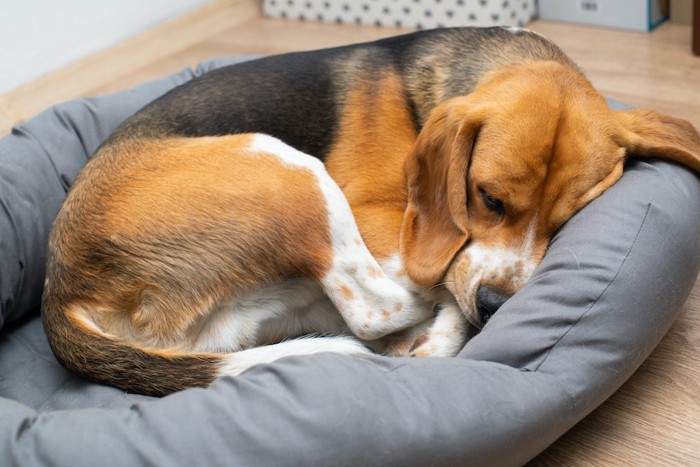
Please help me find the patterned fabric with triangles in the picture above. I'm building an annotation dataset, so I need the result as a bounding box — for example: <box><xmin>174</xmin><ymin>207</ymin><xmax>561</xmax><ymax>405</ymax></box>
<box><xmin>263</xmin><ymin>0</ymin><xmax>537</xmax><ymax>29</ymax></box>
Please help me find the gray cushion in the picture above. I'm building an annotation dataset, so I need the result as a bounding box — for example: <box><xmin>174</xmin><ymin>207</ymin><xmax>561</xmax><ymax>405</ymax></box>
<box><xmin>0</xmin><ymin>57</ymin><xmax>698</xmax><ymax>466</ymax></box>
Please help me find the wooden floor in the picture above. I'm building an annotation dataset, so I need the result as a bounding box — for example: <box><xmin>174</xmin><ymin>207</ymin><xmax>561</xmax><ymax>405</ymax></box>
<box><xmin>2</xmin><ymin>0</ymin><xmax>698</xmax><ymax>464</ymax></box>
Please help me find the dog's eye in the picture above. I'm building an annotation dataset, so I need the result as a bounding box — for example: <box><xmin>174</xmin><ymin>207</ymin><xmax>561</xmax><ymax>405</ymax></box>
<box><xmin>479</xmin><ymin>188</ymin><xmax>505</xmax><ymax>216</ymax></box>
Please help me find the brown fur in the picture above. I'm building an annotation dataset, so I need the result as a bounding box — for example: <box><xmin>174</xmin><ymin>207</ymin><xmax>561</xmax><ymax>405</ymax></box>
<box><xmin>44</xmin><ymin>134</ymin><xmax>338</xmax><ymax>395</ymax></box>
<box><xmin>325</xmin><ymin>70</ymin><xmax>418</xmax><ymax>261</ymax></box>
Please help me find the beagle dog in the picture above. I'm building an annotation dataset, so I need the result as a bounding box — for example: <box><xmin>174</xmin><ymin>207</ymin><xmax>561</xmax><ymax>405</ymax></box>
<box><xmin>42</xmin><ymin>27</ymin><xmax>700</xmax><ymax>396</ymax></box>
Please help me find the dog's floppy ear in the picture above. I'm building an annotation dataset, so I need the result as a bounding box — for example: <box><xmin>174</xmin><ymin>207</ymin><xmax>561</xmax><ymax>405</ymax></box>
<box><xmin>616</xmin><ymin>109</ymin><xmax>700</xmax><ymax>173</ymax></box>
<box><xmin>400</xmin><ymin>99</ymin><xmax>484</xmax><ymax>287</ymax></box>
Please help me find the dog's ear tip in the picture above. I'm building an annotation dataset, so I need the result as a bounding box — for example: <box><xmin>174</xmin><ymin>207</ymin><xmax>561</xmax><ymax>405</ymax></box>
<box><xmin>616</xmin><ymin>109</ymin><xmax>700</xmax><ymax>174</ymax></box>
<box><xmin>400</xmin><ymin>248</ymin><xmax>462</xmax><ymax>288</ymax></box>
<box><xmin>401</xmin><ymin>254</ymin><xmax>448</xmax><ymax>288</ymax></box>
<box><xmin>399</xmin><ymin>214</ymin><xmax>469</xmax><ymax>288</ymax></box>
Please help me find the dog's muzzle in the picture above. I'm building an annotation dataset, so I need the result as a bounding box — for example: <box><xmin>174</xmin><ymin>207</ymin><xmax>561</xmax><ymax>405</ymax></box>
<box><xmin>475</xmin><ymin>285</ymin><xmax>511</xmax><ymax>325</ymax></box>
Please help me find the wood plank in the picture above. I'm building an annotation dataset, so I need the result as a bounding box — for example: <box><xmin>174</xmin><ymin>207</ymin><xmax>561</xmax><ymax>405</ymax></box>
<box><xmin>529</xmin><ymin>21</ymin><xmax>700</xmax><ymax>129</ymax></box>
<box><xmin>695</xmin><ymin>0</ymin><xmax>700</xmax><ymax>54</ymax></box>
<box><xmin>532</xmin><ymin>297</ymin><xmax>700</xmax><ymax>465</ymax></box>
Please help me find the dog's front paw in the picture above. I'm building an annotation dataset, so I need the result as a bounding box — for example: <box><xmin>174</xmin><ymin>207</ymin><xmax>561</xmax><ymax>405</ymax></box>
<box><xmin>408</xmin><ymin>303</ymin><xmax>468</xmax><ymax>358</ymax></box>
<box><xmin>408</xmin><ymin>331</ymin><xmax>463</xmax><ymax>358</ymax></box>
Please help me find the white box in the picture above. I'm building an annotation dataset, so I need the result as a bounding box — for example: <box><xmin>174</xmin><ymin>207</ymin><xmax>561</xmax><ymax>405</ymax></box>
<box><xmin>539</xmin><ymin>0</ymin><xmax>669</xmax><ymax>32</ymax></box>
<box><xmin>263</xmin><ymin>0</ymin><xmax>537</xmax><ymax>29</ymax></box>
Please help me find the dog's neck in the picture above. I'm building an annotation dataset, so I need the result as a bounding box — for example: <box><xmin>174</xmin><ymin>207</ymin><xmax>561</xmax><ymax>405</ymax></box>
<box><xmin>325</xmin><ymin>70</ymin><xmax>417</xmax><ymax>263</ymax></box>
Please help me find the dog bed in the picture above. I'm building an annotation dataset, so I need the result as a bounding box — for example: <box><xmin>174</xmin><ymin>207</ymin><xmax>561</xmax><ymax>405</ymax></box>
<box><xmin>0</xmin><ymin>57</ymin><xmax>698</xmax><ymax>466</ymax></box>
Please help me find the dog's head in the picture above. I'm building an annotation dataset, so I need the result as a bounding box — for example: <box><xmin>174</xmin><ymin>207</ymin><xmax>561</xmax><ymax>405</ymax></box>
<box><xmin>400</xmin><ymin>61</ymin><xmax>700</xmax><ymax>327</ymax></box>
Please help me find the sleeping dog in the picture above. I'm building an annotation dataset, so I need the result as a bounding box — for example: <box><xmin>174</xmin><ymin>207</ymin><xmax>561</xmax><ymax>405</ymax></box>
<box><xmin>42</xmin><ymin>27</ymin><xmax>700</xmax><ymax>396</ymax></box>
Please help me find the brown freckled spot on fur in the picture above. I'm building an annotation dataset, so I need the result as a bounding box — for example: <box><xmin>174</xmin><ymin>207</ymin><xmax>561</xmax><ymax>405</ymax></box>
<box><xmin>381</xmin><ymin>310</ymin><xmax>391</xmax><ymax>321</ymax></box>
<box><xmin>394</xmin><ymin>302</ymin><xmax>403</xmax><ymax>312</ymax></box>
<box><xmin>513</xmin><ymin>263</ymin><xmax>523</xmax><ymax>278</ymax></box>
<box><xmin>348</xmin><ymin>265</ymin><xmax>357</xmax><ymax>275</ymax></box>
<box><xmin>368</xmin><ymin>265</ymin><xmax>382</xmax><ymax>278</ymax></box>
<box><xmin>339</xmin><ymin>284</ymin><xmax>354</xmax><ymax>301</ymax></box>
<box><xmin>362</xmin><ymin>322</ymin><xmax>371</xmax><ymax>330</ymax></box>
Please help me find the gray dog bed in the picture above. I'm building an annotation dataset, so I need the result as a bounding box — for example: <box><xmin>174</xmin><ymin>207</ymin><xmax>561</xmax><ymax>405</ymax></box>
<box><xmin>0</xmin><ymin>57</ymin><xmax>698</xmax><ymax>466</ymax></box>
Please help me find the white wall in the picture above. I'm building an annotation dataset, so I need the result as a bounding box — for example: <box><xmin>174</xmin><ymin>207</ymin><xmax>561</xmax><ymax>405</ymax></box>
<box><xmin>0</xmin><ymin>0</ymin><xmax>211</xmax><ymax>94</ymax></box>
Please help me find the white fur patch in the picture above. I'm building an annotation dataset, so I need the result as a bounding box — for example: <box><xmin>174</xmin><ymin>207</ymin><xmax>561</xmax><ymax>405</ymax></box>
<box><xmin>249</xmin><ymin>133</ymin><xmax>327</xmax><ymax>172</ymax></box>
<box><xmin>502</xmin><ymin>25</ymin><xmax>547</xmax><ymax>39</ymax></box>
<box><xmin>453</xmin><ymin>219</ymin><xmax>539</xmax><ymax>325</ymax></box>
<box><xmin>189</xmin><ymin>279</ymin><xmax>342</xmax><ymax>353</ymax></box>
<box><xmin>219</xmin><ymin>335</ymin><xmax>372</xmax><ymax>376</ymax></box>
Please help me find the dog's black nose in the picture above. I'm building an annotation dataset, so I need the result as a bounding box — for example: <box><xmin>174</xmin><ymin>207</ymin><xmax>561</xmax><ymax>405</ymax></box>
<box><xmin>475</xmin><ymin>285</ymin><xmax>511</xmax><ymax>325</ymax></box>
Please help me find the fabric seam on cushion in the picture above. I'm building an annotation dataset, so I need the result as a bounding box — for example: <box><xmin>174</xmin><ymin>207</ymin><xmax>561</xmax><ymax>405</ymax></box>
<box><xmin>0</xmin><ymin>184</ymin><xmax>22</xmax><ymax>319</ymax></box>
<box><xmin>532</xmin><ymin>202</ymin><xmax>652</xmax><ymax>373</ymax></box>
<box><xmin>358</xmin><ymin>357</ymin><xmax>408</xmax><ymax>374</ymax></box>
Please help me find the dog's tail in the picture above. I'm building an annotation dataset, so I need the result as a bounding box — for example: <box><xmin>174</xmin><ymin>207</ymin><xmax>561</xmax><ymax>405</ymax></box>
<box><xmin>41</xmin><ymin>300</ymin><xmax>369</xmax><ymax>397</ymax></box>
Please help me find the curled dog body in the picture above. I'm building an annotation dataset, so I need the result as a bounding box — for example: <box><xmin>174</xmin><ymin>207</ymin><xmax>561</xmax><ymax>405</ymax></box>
<box><xmin>42</xmin><ymin>27</ymin><xmax>700</xmax><ymax>396</ymax></box>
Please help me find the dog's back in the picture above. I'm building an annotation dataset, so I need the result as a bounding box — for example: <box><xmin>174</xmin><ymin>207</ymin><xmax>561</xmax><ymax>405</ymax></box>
<box><xmin>108</xmin><ymin>27</ymin><xmax>576</xmax><ymax>158</ymax></box>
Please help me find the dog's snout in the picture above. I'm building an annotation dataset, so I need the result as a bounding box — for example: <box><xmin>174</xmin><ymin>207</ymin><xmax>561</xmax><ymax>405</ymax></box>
<box><xmin>476</xmin><ymin>286</ymin><xmax>511</xmax><ymax>324</ymax></box>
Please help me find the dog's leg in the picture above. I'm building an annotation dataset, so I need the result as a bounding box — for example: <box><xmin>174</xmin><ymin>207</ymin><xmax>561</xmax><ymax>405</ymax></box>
<box><xmin>370</xmin><ymin>315</ymin><xmax>434</xmax><ymax>357</ymax></box>
<box><xmin>374</xmin><ymin>302</ymin><xmax>468</xmax><ymax>358</ymax></box>
<box><xmin>408</xmin><ymin>303</ymin><xmax>469</xmax><ymax>358</ymax></box>
<box><xmin>320</xmin><ymin>249</ymin><xmax>432</xmax><ymax>341</ymax></box>
<box><xmin>251</xmin><ymin>135</ymin><xmax>434</xmax><ymax>341</ymax></box>
<box><xmin>213</xmin><ymin>280</ymin><xmax>374</xmax><ymax>376</ymax></box>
